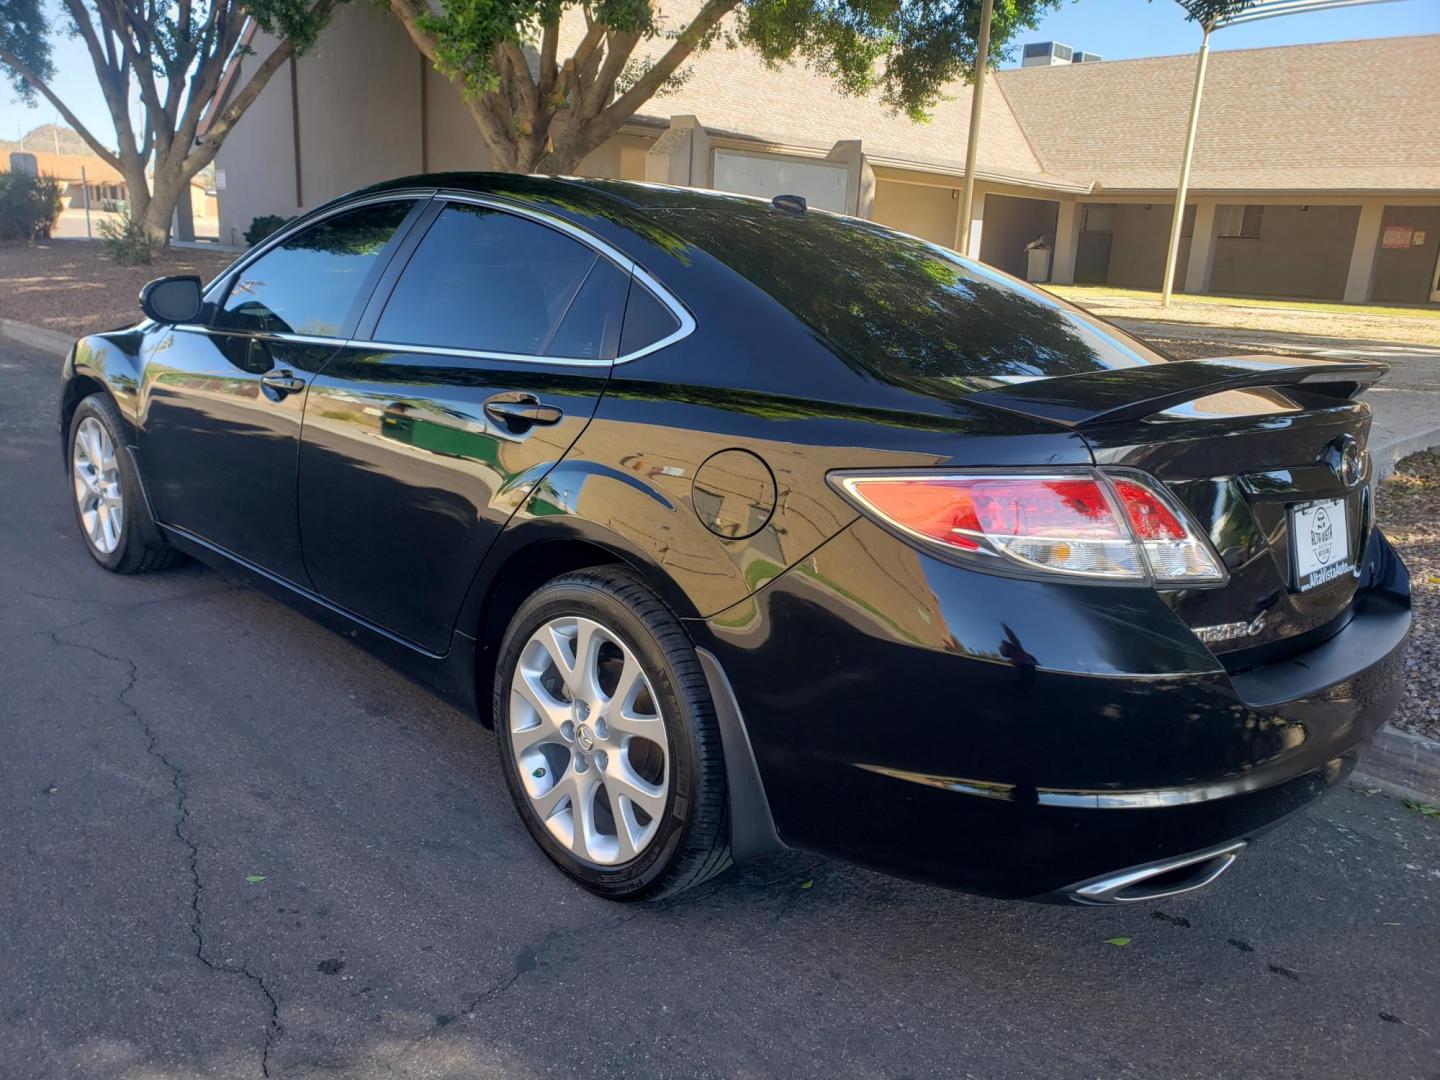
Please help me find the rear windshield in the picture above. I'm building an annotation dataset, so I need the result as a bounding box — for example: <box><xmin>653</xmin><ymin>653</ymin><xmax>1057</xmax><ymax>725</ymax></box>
<box><xmin>657</xmin><ymin>205</ymin><xmax>1168</xmax><ymax>382</ymax></box>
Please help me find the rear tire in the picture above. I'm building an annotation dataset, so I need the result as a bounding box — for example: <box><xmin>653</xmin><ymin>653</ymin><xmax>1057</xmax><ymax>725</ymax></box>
<box><xmin>493</xmin><ymin>566</ymin><xmax>731</xmax><ymax>900</ymax></box>
<box><xmin>67</xmin><ymin>393</ymin><xmax>179</xmax><ymax>574</ymax></box>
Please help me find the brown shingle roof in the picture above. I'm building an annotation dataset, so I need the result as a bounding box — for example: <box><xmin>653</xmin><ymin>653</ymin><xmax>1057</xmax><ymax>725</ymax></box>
<box><xmin>995</xmin><ymin>35</ymin><xmax>1440</xmax><ymax>193</ymax></box>
<box><xmin>564</xmin><ymin>6</ymin><xmax>1438</xmax><ymax>196</ymax></box>
<box><xmin>591</xmin><ymin>1</ymin><xmax>1073</xmax><ymax>189</ymax></box>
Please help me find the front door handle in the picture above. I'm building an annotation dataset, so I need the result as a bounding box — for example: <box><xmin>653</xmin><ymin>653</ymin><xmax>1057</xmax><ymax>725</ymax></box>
<box><xmin>260</xmin><ymin>369</ymin><xmax>306</xmax><ymax>397</ymax></box>
<box><xmin>484</xmin><ymin>395</ymin><xmax>564</xmax><ymax>431</ymax></box>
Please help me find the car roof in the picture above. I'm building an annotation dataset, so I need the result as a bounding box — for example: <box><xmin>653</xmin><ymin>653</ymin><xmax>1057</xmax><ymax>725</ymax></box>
<box><xmin>352</xmin><ymin>171</ymin><xmax>777</xmax><ymax>216</ymax></box>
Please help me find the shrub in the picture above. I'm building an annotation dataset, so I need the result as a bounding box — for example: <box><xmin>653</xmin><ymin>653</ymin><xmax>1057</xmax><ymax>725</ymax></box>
<box><xmin>99</xmin><ymin>210</ymin><xmax>155</xmax><ymax>265</ymax></box>
<box><xmin>0</xmin><ymin>171</ymin><xmax>64</xmax><ymax>242</ymax></box>
<box><xmin>245</xmin><ymin>214</ymin><xmax>294</xmax><ymax>246</ymax></box>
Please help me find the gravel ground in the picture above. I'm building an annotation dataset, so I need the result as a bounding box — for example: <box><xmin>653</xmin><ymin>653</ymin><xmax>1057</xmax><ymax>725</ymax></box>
<box><xmin>1377</xmin><ymin>451</ymin><xmax>1440</xmax><ymax>741</ymax></box>
<box><xmin>0</xmin><ymin>239</ymin><xmax>235</xmax><ymax>338</ymax></box>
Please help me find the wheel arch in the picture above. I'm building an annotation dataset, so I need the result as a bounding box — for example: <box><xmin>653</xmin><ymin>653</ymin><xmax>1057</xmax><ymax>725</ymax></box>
<box><xmin>467</xmin><ymin>532</ymin><xmax>629</xmax><ymax>727</ymax></box>
<box><xmin>61</xmin><ymin>332</ymin><xmax>148</xmax><ymax>457</ymax></box>
<box><xmin>461</xmin><ymin>518</ymin><xmax>784</xmax><ymax>863</ymax></box>
<box><xmin>463</xmin><ymin>515</ymin><xmax>708</xmax><ymax>721</ymax></box>
<box><xmin>60</xmin><ymin>372</ymin><xmax>111</xmax><ymax>450</ymax></box>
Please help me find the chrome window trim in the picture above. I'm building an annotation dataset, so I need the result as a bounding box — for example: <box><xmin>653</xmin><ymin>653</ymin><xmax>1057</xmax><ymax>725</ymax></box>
<box><xmin>188</xmin><ymin>186</ymin><xmax>697</xmax><ymax>368</ymax></box>
<box><xmin>168</xmin><ymin>324</ymin><xmax>614</xmax><ymax>369</ymax></box>
<box><xmin>402</xmin><ymin>190</ymin><xmax>696</xmax><ymax>366</ymax></box>
<box><xmin>171</xmin><ymin>326</ymin><xmax>354</xmax><ymax>349</ymax></box>
<box><xmin>622</xmin><ymin>263</ymin><xmax>696</xmax><ymax>363</ymax></box>
<box><xmin>349</xmin><ymin>339</ymin><xmax>615</xmax><ymax>369</ymax></box>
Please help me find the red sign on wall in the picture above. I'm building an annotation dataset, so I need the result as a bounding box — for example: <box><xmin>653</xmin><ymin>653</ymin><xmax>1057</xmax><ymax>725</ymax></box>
<box><xmin>1382</xmin><ymin>225</ymin><xmax>1414</xmax><ymax>249</ymax></box>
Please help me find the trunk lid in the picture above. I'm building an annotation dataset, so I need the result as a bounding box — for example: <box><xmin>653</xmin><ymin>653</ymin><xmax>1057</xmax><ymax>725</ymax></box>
<box><xmin>969</xmin><ymin>355</ymin><xmax>1384</xmax><ymax>654</ymax></box>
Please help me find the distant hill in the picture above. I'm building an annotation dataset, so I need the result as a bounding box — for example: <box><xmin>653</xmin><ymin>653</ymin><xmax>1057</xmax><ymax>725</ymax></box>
<box><xmin>0</xmin><ymin>124</ymin><xmax>100</xmax><ymax>157</ymax></box>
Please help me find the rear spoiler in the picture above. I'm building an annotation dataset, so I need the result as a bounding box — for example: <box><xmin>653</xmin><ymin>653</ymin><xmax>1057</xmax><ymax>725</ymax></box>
<box><xmin>966</xmin><ymin>355</ymin><xmax>1387</xmax><ymax>430</ymax></box>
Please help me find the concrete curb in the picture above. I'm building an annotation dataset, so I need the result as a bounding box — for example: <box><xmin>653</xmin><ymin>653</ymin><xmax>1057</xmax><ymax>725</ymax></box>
<box><xmin>1</xmin><ymin>317</ymin><xmax>72</xmax><ymax>357</ymax></box>
<box><xmin>1356</xmin><ymin>726</ymin><xmax>1440</xmax><ymax>804</ymax></box>
<box><xmin>1373</xmin><ymin>427</ymin><xmax>1440</xmax><ymax>482</ymax></box>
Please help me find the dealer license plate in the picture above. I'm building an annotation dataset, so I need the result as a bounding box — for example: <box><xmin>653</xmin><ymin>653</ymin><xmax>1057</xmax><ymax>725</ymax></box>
<box><xmin>1290</xmin><ymin>498</ymin><xmax>1351</xmax><ymax>592</ymax></box>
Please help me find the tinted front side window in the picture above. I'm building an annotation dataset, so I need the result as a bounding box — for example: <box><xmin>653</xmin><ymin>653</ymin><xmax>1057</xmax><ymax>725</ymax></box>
<box><xmin>654</xmin><ymin>206</ymin><xmax>1169</xmax><ymax>385</ymax></box>
<box><xmin>220</xmin><ymin>201</ymin><xmax>411</xmax><ymax>337</ymax></box>
<box><xmin>376</xmin><ymin>205</ymin><xmax>611</xmax><ymax>356</ymax></box>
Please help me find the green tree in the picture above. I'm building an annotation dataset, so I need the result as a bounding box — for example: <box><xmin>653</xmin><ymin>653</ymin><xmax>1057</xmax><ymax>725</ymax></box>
<box><xmin>0</xmin><ymin>0</ymin><xmax>343</xmax><ymax>247</ymax></box>
<box><xmin>1171</xmin><ymin>0</ymin><xmax>1260</xmax><ymax>26</ymax></box>
<box><xmin>389</xmin><ymin>0</ymin><xmax>1059</xmax><ymax>174</ymax></box>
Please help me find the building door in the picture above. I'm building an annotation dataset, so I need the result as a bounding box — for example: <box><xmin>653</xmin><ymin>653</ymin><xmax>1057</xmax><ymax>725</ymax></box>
<box><xmin>1075</xmin><ymin>205</ymin><xmax>1114</xmax><ymax>284</ymax></box>
<box><xmin>1431</xmin><ymin>245</ymin><xmax>1440</xmax><ymax>302</ymax></box>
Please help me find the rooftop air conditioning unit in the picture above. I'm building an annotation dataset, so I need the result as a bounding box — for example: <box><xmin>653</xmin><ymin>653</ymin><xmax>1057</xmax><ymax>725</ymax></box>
<box><xmin>1020</xmin><ymin>42</ymin><xmax>1075</xmax><ymax>67</ymax></box>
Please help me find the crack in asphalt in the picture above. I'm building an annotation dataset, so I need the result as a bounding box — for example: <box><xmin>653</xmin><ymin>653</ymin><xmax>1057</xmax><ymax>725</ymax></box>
<box><xmin>382</xmin><ymin>909</ymin><xmax>642</xmax><ymax>1070</ymax></box>
<box><xmin>49</xmin><ymin>629</ymin><xmax>283</xmax><ymax>1078</ymax></box>
<box><xmin>6</xmin><ymin>582</ymin><xmax>244</xmax><ymax>646</ymax></box>
<box><xmin>383</xmin><ymin>861</ymin><xmax>828</xmax><ymax>1070</ymax></box>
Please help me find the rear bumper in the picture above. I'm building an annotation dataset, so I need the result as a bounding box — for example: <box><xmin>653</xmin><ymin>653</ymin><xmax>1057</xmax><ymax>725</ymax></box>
<box><xmin>698</xmin><ymin>519</ymin><xmax>1409</xmax><ymax>899</ymax></box>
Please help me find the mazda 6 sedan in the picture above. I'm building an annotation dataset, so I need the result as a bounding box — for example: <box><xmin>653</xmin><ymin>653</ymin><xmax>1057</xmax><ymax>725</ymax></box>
<box><xmin>60</xmin><ymin>174</ymin><xmax>1410</xmax><ymax>903</ymax></box>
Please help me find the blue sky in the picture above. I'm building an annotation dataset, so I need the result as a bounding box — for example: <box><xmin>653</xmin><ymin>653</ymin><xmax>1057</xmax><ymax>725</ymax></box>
<box><xmin>4</xmin><ymin>0</ymin><xmax>1439</xmax><ymax>151</ymax></box>
<box><xmin>1007</xmin><ymin>0</ymin><xmax>1440</xmax><ymax>64</ymax></box>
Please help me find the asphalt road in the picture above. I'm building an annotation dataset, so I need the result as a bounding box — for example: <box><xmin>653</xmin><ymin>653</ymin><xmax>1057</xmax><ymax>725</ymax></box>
<box><xmin>2</xmin><ymin>338</ymin><xmax>1438</xmax><ymax>1080</ymax></box>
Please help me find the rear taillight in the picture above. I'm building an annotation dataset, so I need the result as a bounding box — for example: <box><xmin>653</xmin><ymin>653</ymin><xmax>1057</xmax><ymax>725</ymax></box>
<box><xmin>832</xmin><ymin>470</ymin><xmax>1226</xmax><ymax>586</ymax></box>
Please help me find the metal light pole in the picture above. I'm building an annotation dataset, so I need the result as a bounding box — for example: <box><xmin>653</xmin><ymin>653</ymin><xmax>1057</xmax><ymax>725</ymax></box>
<box><xmin>1159</xmin><ymin>0</ymin><xmax>1401</xmax><ymax>306</ymax></box>
<box><xmin>955</xmin><ymin>0</ymin><xmax>994</xmax><ymax>258</ymax></box>
<box><xmin>81</xmin><ymin>165</ymin><xmax>92</xmax><ymax>240</ymax></box>
<box><xmin>1159</xmin><ymin>21</ymin><xmax>1212</xmax><ymax>307</ymax></box>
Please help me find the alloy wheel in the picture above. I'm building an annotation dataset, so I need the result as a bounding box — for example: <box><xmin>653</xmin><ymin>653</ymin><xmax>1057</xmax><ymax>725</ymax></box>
<box><xmin>509</xmin><ymin>616</ymin><xmax>670</xmax><ymax>866</ymax></box>
<box><xmin>72</xmin><ymin>416</ymin><xmax>124</xmax><ymax>555</ymax></box>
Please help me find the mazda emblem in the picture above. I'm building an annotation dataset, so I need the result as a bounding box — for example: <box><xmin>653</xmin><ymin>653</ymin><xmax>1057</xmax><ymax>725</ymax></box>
<box><xmin>1326</xmin><ymin>434</ymin><xmax>1364</xmax><ymax>489</ymax></box>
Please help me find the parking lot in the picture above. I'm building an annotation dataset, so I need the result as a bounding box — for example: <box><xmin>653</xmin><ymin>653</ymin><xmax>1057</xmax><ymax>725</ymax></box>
<box><xmin>2</xmin><ymin>336</ymin><xmax>1438</xmax><ymax>1079</ymax></box>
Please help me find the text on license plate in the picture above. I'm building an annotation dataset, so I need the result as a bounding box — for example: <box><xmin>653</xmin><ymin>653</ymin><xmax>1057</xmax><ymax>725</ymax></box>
<box><xmin>1290</xmin><ymin>498</ymin><xmax>1350</xmax><ymax>592</ymax></box>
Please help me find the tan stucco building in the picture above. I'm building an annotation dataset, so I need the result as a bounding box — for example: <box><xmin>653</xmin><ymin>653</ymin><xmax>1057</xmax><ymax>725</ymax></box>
<box><xmin>214</xmin><ymin>4</ymin><xmax>1440</xmax><ymax>305</ymax></box>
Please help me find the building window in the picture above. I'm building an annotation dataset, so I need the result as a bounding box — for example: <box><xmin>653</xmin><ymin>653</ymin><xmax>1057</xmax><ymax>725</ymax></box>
<box><xmin>1081</xmin><ymin>205</ymin><xmax>1114</xmax><ymax>234</ymax></box>
<box><xmin>1217</xmin><ymin>204</ymin><xmax>1263</xmax><ymax>239</ymax></box>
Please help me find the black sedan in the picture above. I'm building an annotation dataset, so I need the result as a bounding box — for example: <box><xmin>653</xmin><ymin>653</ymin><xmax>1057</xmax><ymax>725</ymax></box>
<box><xmin>59</xmin><ymin>174</ymin><xmax>1410</xmax><ymax>903</ymax></box>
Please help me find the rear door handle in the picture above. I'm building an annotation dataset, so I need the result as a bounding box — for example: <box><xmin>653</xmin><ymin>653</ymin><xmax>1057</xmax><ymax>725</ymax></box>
<box><xmin>484</xmin><ymin>395</ymin><xmax>564</xmax><ymax>430</ymax></box>
<box><xmin>260</xmin><ymin>370</ymin><xmax>306</xmax><ymax>396</ymax></box>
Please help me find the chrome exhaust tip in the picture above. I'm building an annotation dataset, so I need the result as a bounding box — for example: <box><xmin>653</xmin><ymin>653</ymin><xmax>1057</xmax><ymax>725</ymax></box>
<box><xmin>1062</xmin><ymin>840</ymin><xmax>1247</xmax><ymax>905</ymax></box>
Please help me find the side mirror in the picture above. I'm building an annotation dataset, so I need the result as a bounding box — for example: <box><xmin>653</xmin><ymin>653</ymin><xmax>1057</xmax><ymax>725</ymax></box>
<box><xmin>139</xmin><ymin>275</ymin><xmax>203</xmax><ymax>324</ymax></box>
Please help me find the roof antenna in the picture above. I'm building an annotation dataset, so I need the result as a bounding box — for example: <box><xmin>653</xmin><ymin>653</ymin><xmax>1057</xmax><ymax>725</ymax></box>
<box><xmin>771</xmin><ymin>193</ymin><xmax>806</xmax><ymax>214</ymax></box>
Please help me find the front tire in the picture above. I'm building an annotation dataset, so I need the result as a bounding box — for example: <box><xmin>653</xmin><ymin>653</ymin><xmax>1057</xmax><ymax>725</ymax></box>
<box><xmin>68</xmin><ymin>393</ymin><xmax>178</xmax><ymax>574</ymax></box>
<box><xmin>493</xmin><ymin>566</ymin><xmax>731</xmax><ymax>900</ymax></box>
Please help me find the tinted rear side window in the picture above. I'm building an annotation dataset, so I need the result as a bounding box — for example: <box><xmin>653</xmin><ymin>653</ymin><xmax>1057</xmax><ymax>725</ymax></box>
<box><xmin>653</xmin><ymin>207</ymin><xmax>1168</xmax><ymax>382</ymax></box>
<box><xmin>619</xmin><ymin>284</ymin><xmax>681</xmax><ymax>356</ymax></box>
<box><xmin>545</xmin><ymin>258</ymin><xmax>629</xmax><ymax>360</ymax></box>
<box><xmin>376</xmin><ymin>204</ymin><xmax>608</xmax><ymax>355</ymax></box>
<box><xmin>219</xmin><ymin>201</ymin><xmax>412</xmax><ymax>337</ymax></box>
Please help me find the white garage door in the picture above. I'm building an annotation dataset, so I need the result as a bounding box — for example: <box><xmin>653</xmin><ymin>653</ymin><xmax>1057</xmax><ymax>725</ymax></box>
<box><xmin>711</xmin><ymin>151</ymin><xmax>850</xmax><ymax>214</ymax></box>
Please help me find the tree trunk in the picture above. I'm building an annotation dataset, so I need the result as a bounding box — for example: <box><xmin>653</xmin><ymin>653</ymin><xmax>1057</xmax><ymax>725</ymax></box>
<box><xmin>174</xmin><ymin>185</ymin><xmax>196</xmax><ymax>243</ymax></box>
<box><xmin>487</xmin><ymin>113</ymin><xmax>607</xmax><ymax>177</ymax></box>
<box><xmin>118</xmin><ymin>161</ymin><xmax>157</xmax><ymax>241</ymax></box>
<box><xmin>140</xmin><ymin>168</ymin><xmax>187</xmax><ymax>249</ymax></box>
